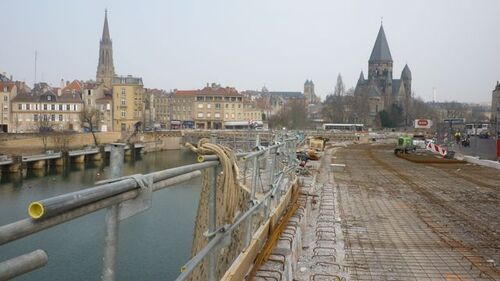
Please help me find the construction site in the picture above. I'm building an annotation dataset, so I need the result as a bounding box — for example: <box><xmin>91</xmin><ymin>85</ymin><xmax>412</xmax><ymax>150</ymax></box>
<box><xmin>252</xmin><ymin>138</ymin><xmax>500</xmax><ymax>281</ymax></box>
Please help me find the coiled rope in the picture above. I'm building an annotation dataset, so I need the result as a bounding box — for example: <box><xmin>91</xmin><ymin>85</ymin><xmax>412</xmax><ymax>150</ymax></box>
<box><xmin>185</xmin><ymin>138</ymin><xmax>249</xmax><ymax>280</ymax></box>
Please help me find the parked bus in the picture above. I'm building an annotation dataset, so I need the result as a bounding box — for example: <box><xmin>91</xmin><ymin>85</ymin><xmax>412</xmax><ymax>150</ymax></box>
<box><xmin>465</xmin><ymin>123</ymin><xmax>489</xmax><ymax>136</ymax></box>
<box><xmin>322</xmin><ymin>123</ymin><xmax>364</xmax><ymax>132</ymax></box>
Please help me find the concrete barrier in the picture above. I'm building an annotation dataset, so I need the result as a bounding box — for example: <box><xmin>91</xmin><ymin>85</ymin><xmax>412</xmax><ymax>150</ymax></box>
<box><xmin>462</xmin><ymin>155</ymin><xmax>500</xmax><ymax>170</ymax></box>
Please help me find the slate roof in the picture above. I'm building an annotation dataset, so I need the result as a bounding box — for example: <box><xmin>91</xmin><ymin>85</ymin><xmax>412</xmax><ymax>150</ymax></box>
<box><xmin>0</xmin><ymin>73</ymin><xmax>11</xmax><ymax>82</ymax></box>
<box><xmin>369</xmin><ymin>25</ymin><xmax>393</xmax><ymax>63</ymax></box>
<box><xmin>112</xmin><ymin>76</ymin><xmax>143</xmax><ymax>85</ymax></box>
<box><xmin>367</xmin><ymin>84</ymin><xmax>382</xmax><ymax>97</ymax></box>
<box><xmin>12</xmin><ymin>89</ymin><xmax>82</xmax><ymax>103</ymax></box>
<box><xmin>401</xmin><ymin>64</ymin><xmax>412</xmax><ymax>80</ymax></box>
<box><xmin>392</xmin><ymin>79</ymin><xmax>402</xmax><ymax>96</ymax></box>
<box><xmin>269</xmin><ymin>91</ymin><xmax>305</xmax><ymax>99</ymax></box>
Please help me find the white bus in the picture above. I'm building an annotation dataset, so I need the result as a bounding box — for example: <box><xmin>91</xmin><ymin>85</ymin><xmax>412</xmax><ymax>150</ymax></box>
<box><xmin>465</xmin><ymin>123</ymin><xmax>489</xmax><ymax>136</ymax></box>
<box><xmin>322</xmin><ymin>123</ymin><xmax>364</xmax><ymax>132</ymax></box>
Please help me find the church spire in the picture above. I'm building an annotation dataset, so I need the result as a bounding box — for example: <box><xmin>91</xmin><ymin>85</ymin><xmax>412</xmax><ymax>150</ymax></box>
<box><xmin>102</xmin><ymin>9</ymin><xmax>111</xmax><ymax>43</ymax></box>
<box><xmin>96</xmin><ymin>9</ymin><xmax>115</xmax><ymax>88</ymax></box>
<box><xmin>369</xmin><ymin>24</ymin><xmax>392</xmax><ymax>63</ymax></box>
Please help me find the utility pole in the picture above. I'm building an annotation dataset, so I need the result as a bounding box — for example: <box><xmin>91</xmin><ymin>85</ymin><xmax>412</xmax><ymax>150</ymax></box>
<box><xmin>34</xmin><ymin>50</ymin><xmax>37</xmax><ymax>85</ymax></box>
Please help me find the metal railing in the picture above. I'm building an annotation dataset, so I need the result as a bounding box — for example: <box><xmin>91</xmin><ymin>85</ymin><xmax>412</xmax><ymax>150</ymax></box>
<box><xmin>0</xmin><ymin>133</ymin><xmax>300</xmax><ymax>281</ymax></box>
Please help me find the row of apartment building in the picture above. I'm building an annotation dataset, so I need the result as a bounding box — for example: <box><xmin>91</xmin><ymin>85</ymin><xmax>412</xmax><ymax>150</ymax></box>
<box><xmin>0</xmin><ymin>73</ymin><xmax>270</xmax><ymax>132</ymax></box>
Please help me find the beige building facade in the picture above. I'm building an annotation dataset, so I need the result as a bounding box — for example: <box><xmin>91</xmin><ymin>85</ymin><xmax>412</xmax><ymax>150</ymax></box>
<box><xmin>173</xmin><ymin>84</ymin><xmax>263</xmax><ymax>130</ymax></box>
<box><xmin>112</xmin><ymin>76</ymin><xmax>144</xmax><ymax>132</ymax></box>
<box><xmin>11</xmin><ymin>89</ymin><xmax>83</xmax><ymax>133</ymax></box>
<box><xmin>0</xmin><ymin>75</ymin><xmax>17</xmax><ymax>132</ymax></box>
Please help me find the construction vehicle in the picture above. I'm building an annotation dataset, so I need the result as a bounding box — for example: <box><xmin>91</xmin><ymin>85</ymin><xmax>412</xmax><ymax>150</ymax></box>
<box><xmin>394</xmin><ymin>135</ymin><xmax>416</xmax><ymax>154</ymax></box>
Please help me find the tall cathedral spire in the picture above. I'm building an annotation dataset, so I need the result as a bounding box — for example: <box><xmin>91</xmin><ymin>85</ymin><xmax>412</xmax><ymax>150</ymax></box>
<box><xmin>96</xmin><ymin>9</ymin><xmax>115</xmax><ymax>88</ymax></box>
<box><xmin>369</xmin><ymin>24</ymin><xmax>392</xmax><ymax>63</ymax></box>
<box><xmin>102</xmin><ymin>9</ymin><xmax>111</xmax><ymax>43</ymax></box>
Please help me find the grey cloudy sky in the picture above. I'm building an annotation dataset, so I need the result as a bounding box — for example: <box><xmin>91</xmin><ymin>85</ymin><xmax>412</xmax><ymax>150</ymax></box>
<box><xmin>1</xmin><ymin>0</ymin><xmax>499</xmax><ymax>103</ymax></box>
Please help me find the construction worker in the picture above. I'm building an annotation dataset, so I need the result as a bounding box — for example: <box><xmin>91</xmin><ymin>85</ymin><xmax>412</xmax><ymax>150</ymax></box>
<box><xmin>455</xmin><ymin>131</ymin><xmax>461</xmax><ymax>144</ymax></box>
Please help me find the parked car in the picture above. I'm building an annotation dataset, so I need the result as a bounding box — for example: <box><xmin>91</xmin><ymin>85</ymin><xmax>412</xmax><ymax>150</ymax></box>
<box><xmin>478</xmin><ymin>131</ymin><xmax>490</xmax><ymax>139</ymax></box>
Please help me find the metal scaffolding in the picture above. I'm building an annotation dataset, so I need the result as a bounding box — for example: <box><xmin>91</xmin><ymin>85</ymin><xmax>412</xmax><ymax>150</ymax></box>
<box><xmin>0</xmin><ymin>133</ymin><xmax>300</xmax><ymax>281</ymax></box>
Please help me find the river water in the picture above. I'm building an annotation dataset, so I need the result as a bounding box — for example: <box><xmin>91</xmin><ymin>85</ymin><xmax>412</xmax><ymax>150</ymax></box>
<box><xmin>0</xmin><ymin>149</ymin><xmax>201</xmax><ymax>281</ymax></box>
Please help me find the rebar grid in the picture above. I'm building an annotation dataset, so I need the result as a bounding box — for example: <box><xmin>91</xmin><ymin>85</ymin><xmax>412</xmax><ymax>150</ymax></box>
<box><xmin>334</xmin><ymin>146</ymin><xmax>499</xmax><ymax>281</ymax></box>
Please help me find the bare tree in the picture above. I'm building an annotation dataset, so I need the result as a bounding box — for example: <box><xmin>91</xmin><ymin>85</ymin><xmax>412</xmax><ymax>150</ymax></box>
<box><xmin>80</xmin><ymin>106</ymin><xmax>101</xmax><ymax>146</ymax></box>
<box><xmin>334</xmin><ymin>73</ymin><xmax>345</xmax><ymax>96</ymax></box>
<box><xmin>268</xmin><ymin>100</ymin><xmax>310</xmax><ymax>129</ymax></box>
<box><xmin>35</xmin><ymin>116</ymin><xmax>54</xmax><ymax>152</ymax></box>
<box><xmin>52</xmin><ymin>130</ymin><xmax>74</xmax><ymax>152</ymax></box>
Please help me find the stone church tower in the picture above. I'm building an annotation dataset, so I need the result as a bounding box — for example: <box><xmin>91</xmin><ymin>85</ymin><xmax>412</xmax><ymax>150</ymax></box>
<box><xmin>96</xmin><ymin>10</ymin><xmax>115</xmax><ymax>88</ymax></box>
<box><xmin>304</xmin><ymin>80</ymin><xmax>320</xmax><ymax>104</ymax></box>
<box><xmin>354</xmin><ymin>24</ymin><xmax>412</xmax><ymax>127</ymax></box>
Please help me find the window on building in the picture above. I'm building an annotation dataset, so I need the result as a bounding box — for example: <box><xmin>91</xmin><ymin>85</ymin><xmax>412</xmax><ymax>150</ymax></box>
<box><xmin>121</xmin><ymin>88</ymin><xmax>126</xmax><ymax>95</ymax></box>
<box><xmin>34</xmin><ymin>114</ymin><xmax>38</xmax><ymax>121</ymax></box>
<box><xmin>197</xmin><ymin>112</ymin><xmax>204</xmax><ymax>118</ymax></box>
<box><xmin>26</xmin><ymin>104</ymin><xmax>30</xmax><ymax>110</ymax></box>
<box><xmin>51</xmin><ymin>104</ymin><xmax>55</xmax><ymax>110</ymax></box>
<box><xmin>207</xmin><ymin>104</ymin><xmax>211</xmax><ymax>109</ymax></box>
<box><xmin>198</xmin><ymin>104</ymin><xmax>203</xmax><ymax>109</ymax></box>
<box><xmin>59</xmin><ymin>104</ymin><xmax>63</xmax><ymax>111</ymax></box>
<box><xmin>51</xmin><ymin>114</ymin><xmax>55</xmax><ymax>121</ymax></box>
<box><xmin>238</xmin><ymin>104</ymin><xmax>241</xmax><ymax>108</ymax></box>
<box><xmin>214</xmin><ymin>113</ymin><xmax>220</xmax><ymax>118</ymax></box>
<box><xmin>231</xmin><ymin>114</ymin><xmax>235</xmax><ymax>118</ymax></box>
<box><xmin>4</xmin><ymin>96</ymin><xmax>8</xmax><ymax>101</ymax></box>
<box><xmin>225</xmin><ymin>104</ymin><xmax>228</xmax><ymax>108</ymax></box>
<box><xmin>232</xmin><ymin>104</ymin><xmax>235</xmax><ymax>108</ymax></box>
<box><xmin>59</xmin><ymin>114</ymin><xmax>63</xmax><ymax>121</ymax></box>
<box><xmin>196</xmin><ymin>96</ymin><xmax>203</xmax><ymax>101</ymax></box>
<box><xmin>18</xmin><ymin>104</ymin><xmax>21</xmax><ymax>110</ymax></box>
<box><xmin>225</xmin><ymin>114</ymin><xmax>229</xmax><ymax>118</ymax></box>
<box><xmin>66</xmin><ymin>104</ymin><xmax>70</xmax><ymax>111</ymax></box>
<box><xmin>207</xmin><ymin>113</ymin><xmax>211</xmax><ymax>118</ymax></box>
<box><xmin>215</xmin><ymin>103</ymin><xmax>221</xmax><ymax>109</ymax></box>
<box><xmin>47</xmin><ymin>96</ymin><xmax>52</xmax><ymax>101</ymax></box>
<box><xmin>121</xmin><ymin>110</ymin><xmax>126</xmax><ymax>118</ymax></box>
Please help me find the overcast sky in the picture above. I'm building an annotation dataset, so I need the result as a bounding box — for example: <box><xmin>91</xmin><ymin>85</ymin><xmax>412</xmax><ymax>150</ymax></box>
<box><xmin>1</xmin><ymin>0</ymin><xmax>499</xmax><ymax>103</ymax></box>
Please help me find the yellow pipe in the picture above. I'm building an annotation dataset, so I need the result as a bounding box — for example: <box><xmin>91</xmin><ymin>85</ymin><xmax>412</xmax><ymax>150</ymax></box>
<box><xmin>197</xmin><ymin>155</ymin><xmax>205</xmax><ymax>163</ymax></box>
<box><xmin>28</xmin><ymin>202</ymin><xmax>45</xmax><ymax>219</ymax></box>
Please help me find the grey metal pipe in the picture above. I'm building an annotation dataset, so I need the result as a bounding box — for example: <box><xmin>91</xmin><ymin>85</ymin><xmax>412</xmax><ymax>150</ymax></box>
<box><xmin>28</xmin><ymin>179</ymin><xmax>137</xmax><ymax>220</ymax></box>
<box><xmin>1</xmin><ymin>172</ymin><xmax>201</xmax><ymax>246</ymax></box>
<box><xmin>102</xmin><ymin>144</ymin><xmax>124</xmax><ymax>281</ymax></box>
<box><xmin>150</xmin><ymin>161</ymin><xmax>218</xmax><ymax>182</ymax></box>
<box><xmin>197</xmin><ymin>153</ymin><xmax>247</xmax><ymax>162</ymax></box>
<box><xmin>27</xmin><ymin>161</ymin><xmax>218</xmax><ymax>220</ymax></box>
<box><xmin>207</xmin><ymin>165</ymin><xmax>218</xmax><ymax>281</ymax></box>
<box><xmin>0</xmin><ymin>249</ymin><xmax>48</xmax><ymax>281</ymax></box>
<box><xmin>242</xmin><ymin>142</ymin><xmax>283</xmax><ymax>160</ymax></box>
<box><xmin>152</xmin><ymin>171</ymin><xmax>201</xmax><ymax>191</ymax></box>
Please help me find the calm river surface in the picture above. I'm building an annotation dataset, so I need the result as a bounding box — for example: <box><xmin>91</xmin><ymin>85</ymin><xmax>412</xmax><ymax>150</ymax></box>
<box><xmin>0</xmin><ymin>149</ymin><xmax>200</xmax><ymax>281</ymax></box>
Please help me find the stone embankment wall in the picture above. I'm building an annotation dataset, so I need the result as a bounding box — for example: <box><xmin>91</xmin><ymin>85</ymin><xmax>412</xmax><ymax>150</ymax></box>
<box><xmin>0</xmin><ymin>132</ymin><xmax>122</xmax><ymax>155</ymax></box>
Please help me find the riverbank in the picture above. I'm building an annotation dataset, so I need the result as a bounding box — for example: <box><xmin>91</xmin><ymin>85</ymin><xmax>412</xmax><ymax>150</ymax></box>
<box><xmin>0</xmin><ymin>132</ymin><xmax>185</xmax><ymax>156</ymax></box>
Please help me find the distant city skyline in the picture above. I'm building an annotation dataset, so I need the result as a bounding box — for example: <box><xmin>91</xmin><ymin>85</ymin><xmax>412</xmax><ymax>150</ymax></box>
<box><xmin>1</xmin><ymin>0</ymin><xmax>499</xmax><ymax>103</ymax></box>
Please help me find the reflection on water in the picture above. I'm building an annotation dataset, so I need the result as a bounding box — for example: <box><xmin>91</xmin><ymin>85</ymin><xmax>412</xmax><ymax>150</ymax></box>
<box><xmin>0</xmin><ymin>149</ymin><xmax>201</xmax><ymax>281</ymax></box>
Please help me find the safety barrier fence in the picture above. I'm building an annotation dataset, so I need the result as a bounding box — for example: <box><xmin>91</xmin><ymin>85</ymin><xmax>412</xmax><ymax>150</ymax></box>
<box><xmin>0</xmin><ymin>133</ymin><xmax>300</xmax><ymax>281</ymax></box>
